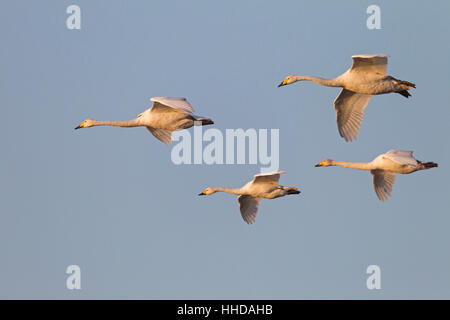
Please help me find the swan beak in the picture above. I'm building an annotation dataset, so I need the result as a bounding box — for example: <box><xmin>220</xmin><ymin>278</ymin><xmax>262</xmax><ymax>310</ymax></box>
<box><xmin>278</xmin><ymin>80</ymin><xmax>287</xmax><ymax>87</ymax></box>
<box><xmin>198</xmin><ymin>192</ymin><xmax>205</xmax><ymax>196</ymax></box>
<box><xmin>315</xmin><ymin>161</ymin><xmax>324</xmax><ymax>167</ymax></box>
<box><xmin>74</xmin><ymin>121</ymin><xmax>85</xmax><ymax>130</ymax></box>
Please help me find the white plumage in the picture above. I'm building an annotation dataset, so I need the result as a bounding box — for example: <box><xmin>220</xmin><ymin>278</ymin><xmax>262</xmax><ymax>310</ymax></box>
<box><xmin>278</xmin><ymin>54</ymin><xmax>415</xmax><ymax>141</ymax></box>
<box><xmin>75</xmin><ymin>97</ymin><xmax>213</xmax><ymax>144</ymax></box>
<box><xmin>198</xmin><ymin>171</ymin><xmax>300</xmax><ymax>224</ymax></box>
<box><xmin>315</xmin><ymin>150</ymin><xmax>437</xmax><ymax>201</ymax></box>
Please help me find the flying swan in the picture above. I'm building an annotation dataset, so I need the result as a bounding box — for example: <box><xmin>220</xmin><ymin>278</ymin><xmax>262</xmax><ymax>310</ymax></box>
<box><xmin>198</xmin><ymin>171</ymin><xmax>300</xmax><ymax>224</ymax></box>
<box><xmin>75</xmin><ymin>97</ymin><xmax>214</xmax><ymax>144</ymax></box>
<box><xmin>315</xmin><ymin>150</ymin><xmax>437</xmax><ymax>201</ymax></box>
<box><xmin>278</xmin><ymin>54</ymin><xmax>415</xmax><ymax>141</ymax></box>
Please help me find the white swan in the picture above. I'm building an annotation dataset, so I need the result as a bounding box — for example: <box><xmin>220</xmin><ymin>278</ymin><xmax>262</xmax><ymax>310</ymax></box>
<box><xmin>75</xmin><ymin>97</ymin><xmax>214</xmax><ymax>144</ymax></box>
<box><xmin>278</xmin><ymin>54</ymin><xmax>415</xmax><ymax>141</ymax></box>
<box><xmin>198</xmin><ymin>171</ymin><xmax>300</xmax><ymax>224</ymax></box>
<box><xmin>315</xmin><ymin>150</ymin><xmax>437</xmax><ymax>201</ymax></box>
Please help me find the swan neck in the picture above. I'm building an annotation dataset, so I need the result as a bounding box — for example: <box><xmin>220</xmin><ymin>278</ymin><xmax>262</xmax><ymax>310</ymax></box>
<box><xmin>213</xmin><ymin>187</ymin><xmax>243</xmax><ymax>195</ymax></box>
<box><xmin>331</xmin><ymin>160</ymin><xmax>372</xmax><ymax>171</ymax></box>
<box><xmin>295</xmin><ymin>75</ymin><xmax>342</xmax><ymax>87</ymax></box>
<box><xmin>92</xmin><ymin>118</ymin><xmax>141</xmax><ymax>128</ymax></box>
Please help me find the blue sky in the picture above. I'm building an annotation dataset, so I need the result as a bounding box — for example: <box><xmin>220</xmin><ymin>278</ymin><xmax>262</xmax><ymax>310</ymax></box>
<box><xmin>0</xmin><ymin>0</ymin><xmax>449</xmax><ymax>298</ymax></box>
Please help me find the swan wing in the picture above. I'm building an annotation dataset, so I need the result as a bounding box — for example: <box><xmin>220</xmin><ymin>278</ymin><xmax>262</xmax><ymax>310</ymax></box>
<box><xmin>252</xmin><ymin>170</ymin><xmax>286</xmax><ymax>185</ymax></box>
<box><xmin>383</xmin><ymin>150</ymin><xmax>418</xmax><ymax>167</ymax></box>
<box><xmin>150</xmin><ymin>97</ymin><xmax>194</xmax><ymax>114</ymax></box>
<box><xmin>371</xmin><ymin>170</ymin><xmax>396</xmax><ymax>202</ymax></box>
<box><xmin>334</xmin><ymin>89</ymin><xmax>372</xmax><ymax>141</ymax></box>
<box><xmin>146</xmin><ymin>126</ymin><xmax>173</xmax><ymax>145</ymax></box>
<box><xmin>350</xmin><ymin>54</ymin><xmax>389</xmax><ymax>75</ymax></box>
<box><xmin>237</xmin><ymin>195</ymin><xmax>261</xmax><ymax>224</ymax></box>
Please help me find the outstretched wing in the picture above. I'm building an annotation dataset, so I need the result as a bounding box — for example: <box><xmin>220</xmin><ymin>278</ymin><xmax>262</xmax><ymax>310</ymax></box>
<box><xmin>334</xmin><ymin>89</ymin><xmax>372</xmax><ymax>142</ymax></box>
<box><xmin>382</xmin><ymin>150</ymin><xmax>418</xmax><ymax>167</ymax></box>
<box><xmin>252</xmin><ymin>170</ymin><xmax>286</xmax><ymax>185</ymax></box>
<box><xmin>350</xmin><ymin>54</ymin><xmax>389</xmax><ymax>75</ymax></box>
<box><xmin>150</xmin><ymin>97</ymin><xmax>194</xmax><ymax>114</ymax></box>
<box><xmin>146</xmin><ymin>126</ymin><xmax>173</xmax><ymax>145</ymax></box>
<box><xmin>237</xmin><ymin>195</ymin><xmax>261</xmax><ymax>224</ymax></box>
<box><xmin>371</xmin><ymin>170</ymin><xmax>396</xmax><ymax>202</ymax></box>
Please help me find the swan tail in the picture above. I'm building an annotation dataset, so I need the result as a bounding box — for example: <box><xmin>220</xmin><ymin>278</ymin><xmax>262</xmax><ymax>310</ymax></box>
<box><xmin>396</xmin><ymin>80</ymin><xmax>415</xmax><ymax>98</ymax></box>
<box><xmin>398</xmin><ymin>80</ymin><xmax>416</xmax><ymax>89</ymax></box>
<box><xmin>397</xmin><ymin>90</ymin><xmax>411</xmax><ymax>98</ymax></box>
<box><xmin>193</xmin><ymin>116</ymin><xmax>214</xmax><ymax>126</ymax></box>
<box><xmin>388</xmin><ymin>76</ymin><xmax>416</xmax><ymax>97</ymax></box>
<box><xmin>283</xmin><ymin>187</ymin><xmax>301</xmax><ymax>195</ymax></box>
<box><xmin>418</xmin><ymin>161</ymin><xmax>438</xmax><ymax>170</ymax></box>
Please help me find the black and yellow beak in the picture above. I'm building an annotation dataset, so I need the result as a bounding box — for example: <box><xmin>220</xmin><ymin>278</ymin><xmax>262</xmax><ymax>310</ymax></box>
<box><xmin>315</xmin><ymin>161</ymin><xmax>324</xmax><ymax>167</ymax></box>
<box><xmin>74</xmin><ymin>121</ymin><xmax>85</xmax><ymax>130</ymax></box>
<box><xmin>278</xmin><ymin>79</ymin><xmax>288</xmax><ymax>87</ymax></box>
<box><xmin>198</xmin><ymin>191</ymin><xmax>206</xmax><ymax>196</ymax></box>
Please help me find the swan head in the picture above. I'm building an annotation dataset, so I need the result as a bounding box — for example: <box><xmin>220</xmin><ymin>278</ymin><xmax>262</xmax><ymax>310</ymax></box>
<box><xmin>198</xmin><ymin>188</ymin><xmax>216</xmax><ymax>196</ymax></box>
<box><xmin>315</xmin><ymin>159</ymin><xmax>333</xmax><ymax>167</ymax></box>
<box><xmin>278</xmin><ymin>75</ymin><xmax>297</xmax><ymax>87</ymax></box>
<box><xmin>75</xmin><ymin>119</ymin><xmax>95</xmax><ymax>129</ymax></box>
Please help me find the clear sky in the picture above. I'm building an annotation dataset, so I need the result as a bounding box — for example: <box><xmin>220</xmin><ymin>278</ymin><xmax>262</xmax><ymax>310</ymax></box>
<box><xmin>1</xmin><ymin>0</ymin><xmax>449</xmax><ymax>299</ymax></box>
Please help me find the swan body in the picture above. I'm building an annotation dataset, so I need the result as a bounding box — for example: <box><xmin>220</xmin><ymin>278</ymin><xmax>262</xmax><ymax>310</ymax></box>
<box><xmin>315</xmin><ymin>150</ymin><xmax>437</xmax><ymax>201</ymax></box>
<box><xmin>278</xmin><ymin>54</ymin><xmax>416</xmax><ymax>141</ymax></box>
<box><xmin>198</xmin><ymin>171</ymin><xmax>300</xmax><ymax>224</ymax></box>
<box><xmin>75</xmin><ymin>97</ymin><xmax>214</xmax><ymax>144</ymax></box>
